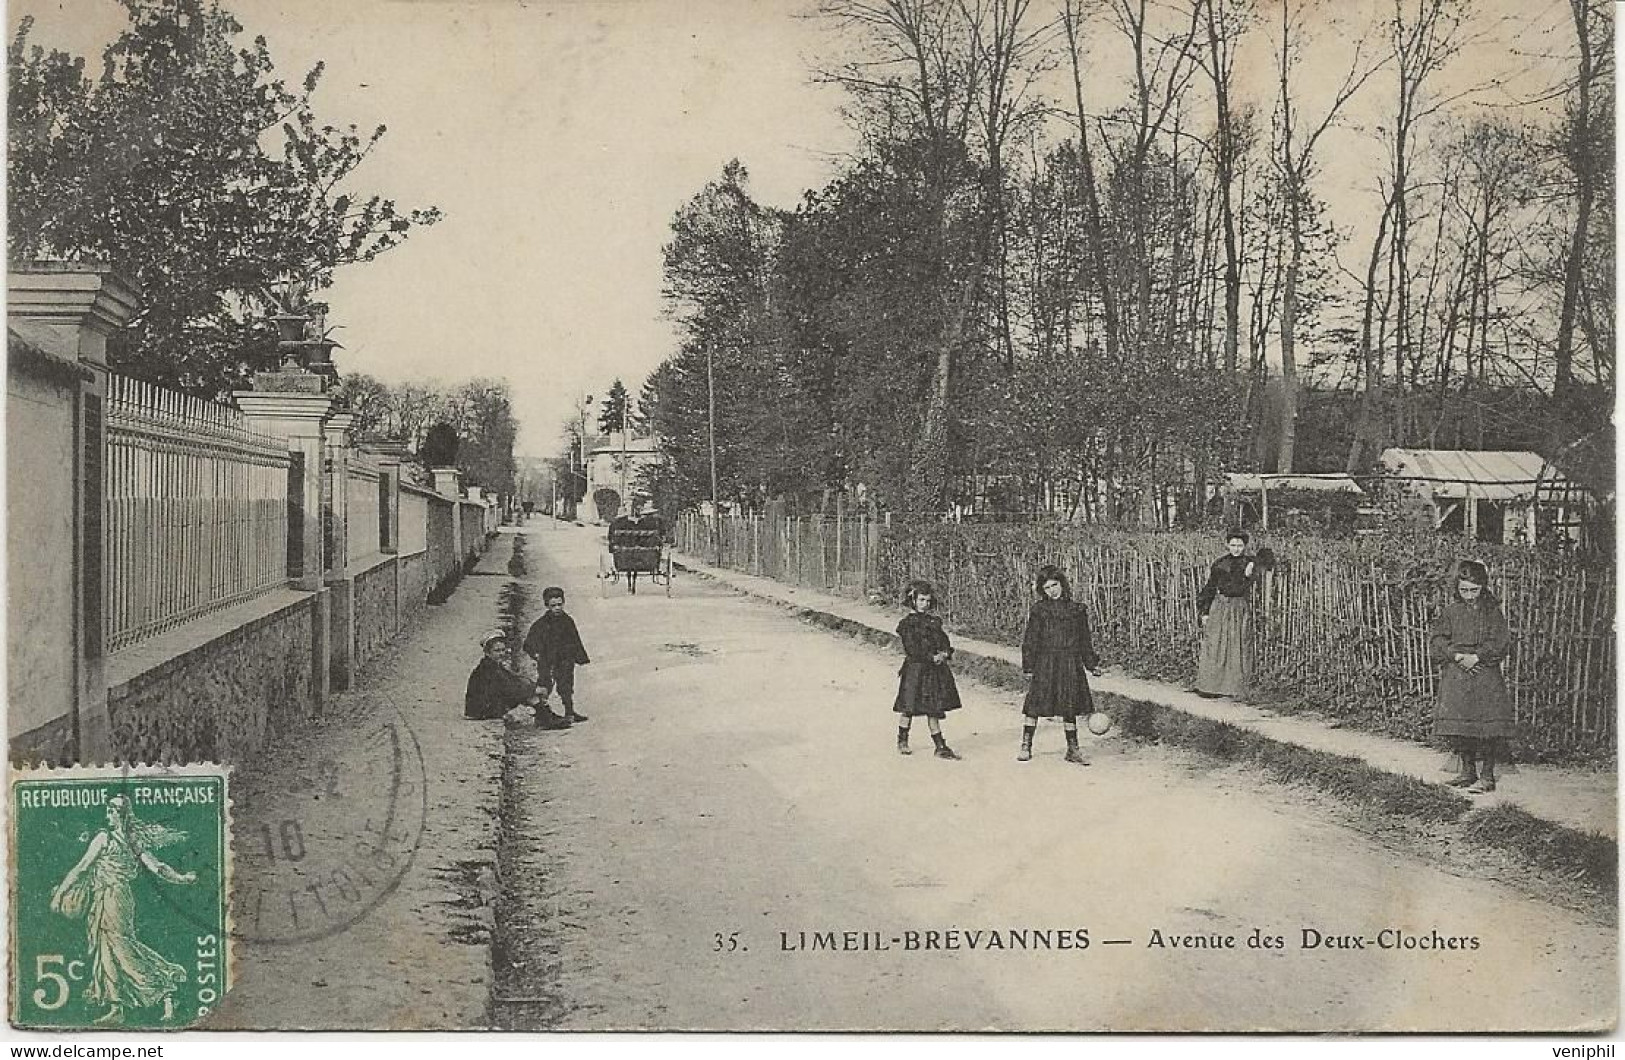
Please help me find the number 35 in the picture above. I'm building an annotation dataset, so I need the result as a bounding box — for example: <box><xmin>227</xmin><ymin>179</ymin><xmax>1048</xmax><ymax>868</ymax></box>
<box><xmin>713</xmin><ymin>932</ymin><xmax>742</xmax><ymax>952</ymax></box>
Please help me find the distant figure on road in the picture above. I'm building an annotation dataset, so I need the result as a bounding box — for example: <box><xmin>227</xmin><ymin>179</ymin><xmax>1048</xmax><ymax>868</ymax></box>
<box><xmin>892</xmin><ymin>580</ymin><xmax>962</xmax><ymax>760</ymax></box>
<box><xmin>465</xmin><ymin>630</ymin><xmax>570</xmax><ymax>729</ymax></box>
<box><xmin>1431</xmin><ymin>560</ymin><xmax>1513</xmax><ymax>795</ymax></box>
<box><xmin>1195</xmin><ymin>530</ymin><xmax>1258</xmax><ymax>698</ymax></box>
<box><xmin>1020</xmin><ymin>565</ymin><xmax>1103</xmax><ymax>766</ymax></box>
<box><xmin>524</xmin><ymin>587</ymin><xmax>592</xmax><ymax>725</ymax></box>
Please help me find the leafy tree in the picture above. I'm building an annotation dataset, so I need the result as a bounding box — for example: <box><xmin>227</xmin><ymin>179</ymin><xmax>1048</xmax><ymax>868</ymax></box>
<box><xmin>7</xmin><ymin>0</ymin><xmax>440</xmax><ymax>395</ymax></box>
<box><xmin>333</xmin><ymin>372</ymin><xmax>392</xmax><ymax>438</ymax></box>
<box><xmin>443</xmin><ymin>379</ymin><xmax>518</xmax><ymax>492</ymax></box>
<box><xmin>419</xmin><ymin>424</ymin><xmax>460</xmax><ymax>469</ymax></box>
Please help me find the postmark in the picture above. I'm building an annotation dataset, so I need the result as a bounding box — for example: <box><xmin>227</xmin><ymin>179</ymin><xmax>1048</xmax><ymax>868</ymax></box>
<box><xmin>225</xmin><ymin>705</ymin><xmax>429</xmax><ymax>946</ymax></box>
<box><xmin>10</xmin><ymin>763</ymin><xmax>230</xmax><ymax>1030</ymax></box>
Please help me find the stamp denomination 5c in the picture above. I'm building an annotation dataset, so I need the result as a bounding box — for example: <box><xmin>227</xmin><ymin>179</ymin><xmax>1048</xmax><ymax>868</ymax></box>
<box><xmin>9</xmin><ymin>764</ymin><xmax>230</xmax><ymax>1031</ymax></box>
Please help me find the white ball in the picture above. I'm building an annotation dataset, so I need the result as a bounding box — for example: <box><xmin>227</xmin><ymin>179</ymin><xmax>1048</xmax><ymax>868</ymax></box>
<box><xmin>1086</xmin><ymin>712</ymin><xmax>1113</xmax><ymax>736</ymax></box>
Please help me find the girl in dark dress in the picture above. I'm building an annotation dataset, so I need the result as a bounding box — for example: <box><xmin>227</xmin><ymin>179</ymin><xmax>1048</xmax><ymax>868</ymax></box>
<box><xmin>1432</xmin><ymin>560</ymin><xmax>1514</xmax><ymax>795</ymax></box>
<box><xmin>1020</xmin><ymin>566</ymin><xmax>1103</xmax><ymax>765</ymax></box>
<box><xmin>893</xmin><ymin>580</ymin><xmax>962</xmax><ymax>760</ymax></box>
<box><xmin>1195</xmin><ymin>530</ymin><xmax>1258</xmax><ymax>698</ymax></box>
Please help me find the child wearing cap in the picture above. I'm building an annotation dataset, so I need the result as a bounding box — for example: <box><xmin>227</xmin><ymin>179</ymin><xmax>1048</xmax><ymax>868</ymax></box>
<box><xmin>522</xmin><ymin>587</ymin><xmax>592</xmax><ymax>725</ymax></box>
<box><xmin>465</xmin><ymin>630</ymin><xmax>572</xmax><ymax>729</ymax></box>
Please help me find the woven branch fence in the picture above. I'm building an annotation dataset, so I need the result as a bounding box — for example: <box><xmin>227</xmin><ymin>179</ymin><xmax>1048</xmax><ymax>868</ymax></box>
<box><xmin>683</xmin><ymin>512</ymin><xmax>1614</xmax><ymax>763</ymax></box>
<box><xmin>878</xmin><ymin>524</ymin><xmax>1614</xmax><ymax>762</ymax></box>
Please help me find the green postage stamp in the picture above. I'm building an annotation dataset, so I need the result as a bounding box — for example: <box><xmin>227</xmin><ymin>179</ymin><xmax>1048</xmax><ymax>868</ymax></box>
<box><xmin>10</xmin><ymin>764</ymin><xmax>231</xmax><ymax>1030</ymax></box>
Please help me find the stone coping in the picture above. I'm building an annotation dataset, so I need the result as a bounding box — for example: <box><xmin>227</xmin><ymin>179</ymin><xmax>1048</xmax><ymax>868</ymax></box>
<box><xmin>340</xmin><ymin>551</ymin><xmax>396</xmax><ymax>579</ymax></box>
<box><xmin>399</xmin><ymin>480</ymin><xmax>452</xmax><ymax>502</ymax></box>
<box><xmin>106</xmin><ymin>588</ymin><xmax>314</xmax><ymax>691</ymax></box>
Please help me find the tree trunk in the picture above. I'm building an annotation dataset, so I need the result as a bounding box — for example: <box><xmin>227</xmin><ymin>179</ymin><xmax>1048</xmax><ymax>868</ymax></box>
<box><xmin>1278</xmin><ymin>195</ymin><xmax>1302</xmax><ymax>474</ymax></box>
<box><xmin>1554</xmin><ymin>0</ymin><xmax>1596</xmax><ymax>409</ymax></box>
<box><xmin>1062</xmin><ymin>3</ymin><xmax>1121</xmax><ymax>364</ymax></box>
<box><xmin>1204</xmin><ymin>0</ymin><xmax>1242</xmax><ymax>375</ymax></box>
<box><xmin>1347</xmin><ymin>193</ymin><xmax>1395</xmax><ymax>473</ymax></box>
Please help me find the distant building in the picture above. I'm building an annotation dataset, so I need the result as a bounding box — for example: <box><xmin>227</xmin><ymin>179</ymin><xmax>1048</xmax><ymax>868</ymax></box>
<box><xmin>583</xmin><ymin>432</ymin><xmax>662</xmax><ymax>524</ymax></box>
<box><xmin>1377</xmin><ymin>448</ymin><xmax>1590</xmax><ymax>547</ymax></box>
<box><xmin>1220</xmin><ymin>473</ymin><xmax>1364</xmax><ymax>532</ymax></box>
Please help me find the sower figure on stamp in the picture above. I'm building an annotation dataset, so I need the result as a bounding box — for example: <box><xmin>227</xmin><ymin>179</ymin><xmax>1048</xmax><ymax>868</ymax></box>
<box><xmin>50</xmin><ymin>795</ymin><xmax>195</xmax><ymax>1025</ymax></box>
<box><xmin>1020</xmin><ymin>565</ymin><xmax>1103</xmax><ymax>766</ymax></box>
<box><xmin>893</xmin><ymin>579</ymin><xmax>962</xmax><ymax>760</ymax></box>
<box><xmin>523</xmin><ymin>586</ymin><xmax>592</xmax><ymax>725</ymax></box>
<box><xmin>466</xmin><ymin>629</ymin><xmax>570</xmax><ymax>729</ymax></box>
<box><xmin>1432</xmin><ymin>560</ymin><xmax>1514</xmax><ymax>795</ymax></box>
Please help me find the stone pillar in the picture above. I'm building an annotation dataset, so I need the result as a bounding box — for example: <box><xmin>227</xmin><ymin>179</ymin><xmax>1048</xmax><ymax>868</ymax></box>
<box><xmin>234</xmin><ymin>376</ymin><xmax>334</xmax><ymax>710</ymax></box>
<box><xmin>323</xmin><ymin>412</ymin><xmax>356</xmax><ymax>690</ymax></box>
<box><xmin>433</xmin><ymin>466</ymin><xmax>463</xmax><ymax>574</ymax></box>
<box><xmin>360</xmin><ymin>440</ymin><xmax>409</xmax><ymax>636</ymax></box>
<box><xmin>8</xmin><ymin>263</ymin><xmax>140</xmax><ymax>764</ymax></box>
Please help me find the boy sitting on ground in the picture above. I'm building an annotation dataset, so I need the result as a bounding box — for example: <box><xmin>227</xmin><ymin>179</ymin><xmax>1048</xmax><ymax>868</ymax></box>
<box><xmin>465</xmin><ymin>630</ymin><xmax>572</xmax><ymax>729</ymax></box>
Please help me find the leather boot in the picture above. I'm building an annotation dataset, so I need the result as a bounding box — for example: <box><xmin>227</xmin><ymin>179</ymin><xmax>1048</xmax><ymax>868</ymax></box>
<box><xmin>1467</xmin><ymin>744</ymin><xmax>1498</xmax><ymax>794</ymax></box>
<box><xmin>1445</xmin><ymin>741</ymin><xmax>1478</xmax><ymax>787</ymax></box>
<box><xmin>1017</xmin><ymin>724</ymin><xmax>1035</xmax><ymax>762</ymax></box>
<box><xmin>897</xmin><ymin>727</ymin><xmax>912</xmax><ymax>756</ymax></box>
<box><xmin>1063</xmin><ymin>726</ymin><xmax>1089</xmax><ymax>766</ymax></box>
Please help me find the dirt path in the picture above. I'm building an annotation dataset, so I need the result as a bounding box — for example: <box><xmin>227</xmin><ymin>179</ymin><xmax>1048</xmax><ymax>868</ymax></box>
<box><xmin>495</xmin><ymin>522</ymin><xmax>1616</xmax><ymax>1033</ymax></box>
<box><xmin>208</xmin><ymin>543</ymin><xmax>515</xmax><ymax>1030</ymax></box>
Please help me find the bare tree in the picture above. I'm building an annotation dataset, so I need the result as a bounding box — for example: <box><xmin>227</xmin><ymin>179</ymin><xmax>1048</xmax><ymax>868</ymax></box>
<box><xmin>1058</xmin><ymin>0</ymin><xmax>1121</xmax><ymax>364</ymax></box>
<box><xmin>1271</xmin><ymin>0</ymin><xmax>1384</xmax><ymax>471</ymax></box>
<box><xmin>964</xmin><ymin>0</ymin><xmax>1055</xmax><ymax>371</ymax></box>
<box><xmin>1192</xmin><ymin>0</ymin><xmax>1254</xmax><ymax>376</ymax></box>
<box><xmin>1552</xmin><ymin>0</ymin><xmax>1612</xmax><ymax>407</ymax></box>
<box><xmin>1346</xmin><ymin>0</ymin><xmax>1468</xmax><ymax>472</ymax></box>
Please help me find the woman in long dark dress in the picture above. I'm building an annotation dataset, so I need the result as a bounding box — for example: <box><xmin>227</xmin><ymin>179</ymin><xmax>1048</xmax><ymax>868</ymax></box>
<box><xmin>1432</xmin><ymin>560</ymin><xmax>1514</xmax><ymax>795</ymax></box>
<box><xmin>1019</xmin><ymin>565</ymin><xmax>1103</xmax><ymax>765</ymax></box>
<box><xmin>893</xmin><ymin>580</ymin><xmax>962</xmax><ymax>760</ymax></box>
<box><xmin>1195</xmin><ymin>530</ymin><xmax>1258</xmax><ymax>698</ymax></box>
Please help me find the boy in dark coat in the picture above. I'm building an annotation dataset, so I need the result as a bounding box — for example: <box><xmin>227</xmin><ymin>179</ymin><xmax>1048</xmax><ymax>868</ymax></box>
<box><xmin>466</xmin><ymin>630</ymin><xmax>570</xmax><ymax>729</ymax></box>
<box><xmin>523</xmin><ymin>587</ymin><xmax>592</xmax><ymax>724</ymax></box>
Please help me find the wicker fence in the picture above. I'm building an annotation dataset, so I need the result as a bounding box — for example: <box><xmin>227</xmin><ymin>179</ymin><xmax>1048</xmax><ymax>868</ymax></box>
<box><xmin>675</xmin><ymin>509</ymin><xmax>882</xmax><ymax>594</ymax></box>
<box><xmin>683</xmin><ymin>511</ymin><xmax>1615</xmax><ymax>761</ymax></box>
<box><xmin>105</xmin><ymin>375</ymin><xmax>292</xmax><ymax>653</ymax></box>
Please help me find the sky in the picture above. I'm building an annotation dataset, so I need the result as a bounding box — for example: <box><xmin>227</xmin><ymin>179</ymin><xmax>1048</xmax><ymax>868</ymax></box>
<box><xmin>14</xmin><ymin>0</ymin><xmax>859</xmax><ymax>455</ymax></box>
<box><xmin>12</xmin><ymin>0</ymin><xmax>1581</xmax><ymax>455</ymax></box>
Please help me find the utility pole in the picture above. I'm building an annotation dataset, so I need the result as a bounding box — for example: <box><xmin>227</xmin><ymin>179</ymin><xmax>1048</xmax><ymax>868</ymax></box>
<box><xmin>578</xmin><ymin>393</ymin><xmax>592</xmax><ymax>521</ymax></box>
<box><xmin>707</xmin><ymin>344</ymin><xmax>720</xmax><ymax>565</ymax></box>
<box><xmin>619</xmin><ymin>386</ymin><xmax>629</xmax><ymax>508</ymax></box>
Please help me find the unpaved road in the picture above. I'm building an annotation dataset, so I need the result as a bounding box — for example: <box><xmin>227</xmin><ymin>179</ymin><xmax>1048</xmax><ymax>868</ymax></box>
<box><xmin>496</xmin><ymin>522</ymin><xmax>1616</xmax><ymax>1033</ymax></box>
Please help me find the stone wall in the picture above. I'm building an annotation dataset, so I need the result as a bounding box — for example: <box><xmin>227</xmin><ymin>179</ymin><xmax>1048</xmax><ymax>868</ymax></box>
<box><xmin>399</xmin><ymin>550</ymin><xmax>429</xmax><ymax>630</ymax></box>
<box><xmin>427</xmin><ymin>498</ymin><xmax>458</xmax><ymax>597</ymax></box>
<box><xmin>108</xmin><ymin>595</ymin><xmax>315</xmax><ymax>763</ymax></box>
<box><xmin>460</xmin><ymin>503</ymin><xmax>486</xmax><ymax>566</ymax></box>
<box><xmin>354</xmin><ymin>555</ymin><xmax>399</xmax><ymax>669</ymax></box>
<box><xmin>7</xmin><ymin>367</ymin><xmax>80</xmax><ymax>760</ymax></box>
